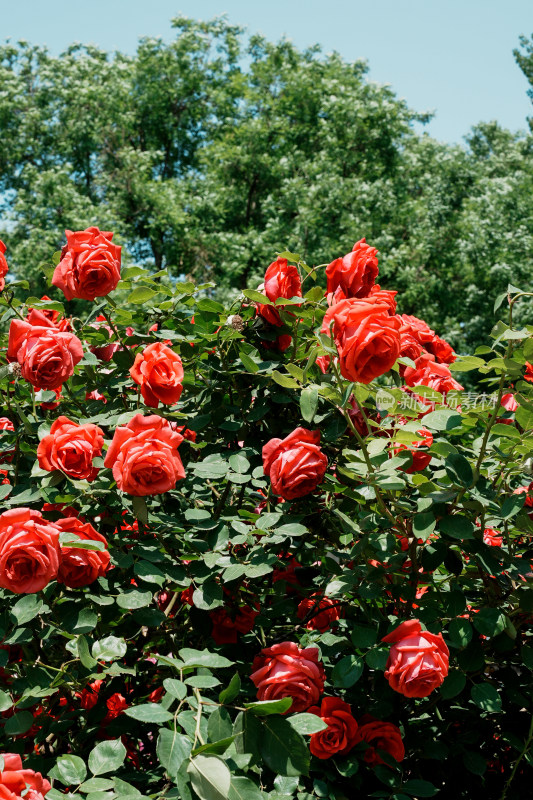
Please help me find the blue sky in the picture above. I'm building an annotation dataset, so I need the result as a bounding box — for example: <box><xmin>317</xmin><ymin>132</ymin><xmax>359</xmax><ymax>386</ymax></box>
<box><xmin>2</xmin><ymin>0</ymin><xmax>532</xmax><ymax>142</ymax></box>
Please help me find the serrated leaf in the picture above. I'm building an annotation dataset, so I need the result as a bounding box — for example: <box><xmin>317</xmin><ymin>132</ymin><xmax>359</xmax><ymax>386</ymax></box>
<box><xmin>88</xmin><ymin>740</ymin><xmax>126</xmax><ymax>775</ymax></box>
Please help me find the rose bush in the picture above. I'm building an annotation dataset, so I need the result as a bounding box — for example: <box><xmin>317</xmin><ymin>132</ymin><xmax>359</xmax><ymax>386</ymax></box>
<box><xmin>0</xmin><ymin>232</ymin><xmax>532</xmax><ymax>799</ymax></box>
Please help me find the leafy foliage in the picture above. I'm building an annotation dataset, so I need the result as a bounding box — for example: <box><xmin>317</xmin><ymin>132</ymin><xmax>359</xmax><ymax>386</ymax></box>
<box><xmin>0</xmin><ymin>231</ymin><xmax>533</xmax><ymax>800</ymax></box>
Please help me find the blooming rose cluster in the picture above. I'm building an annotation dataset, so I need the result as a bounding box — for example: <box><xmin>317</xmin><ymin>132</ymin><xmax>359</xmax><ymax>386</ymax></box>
<box><xmin>250</xmin><ymin>641</ymin><xmax>406</xmax><ymax>763</ymax></box>
<box><xmin>0</xmin><ymin>508</ymin><xmax>109</xmax><ymax>594</ymax></box>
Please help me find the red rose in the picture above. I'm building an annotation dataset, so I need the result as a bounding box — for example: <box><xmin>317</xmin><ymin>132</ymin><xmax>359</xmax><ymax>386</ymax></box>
<box><xmin>130</xmin><ymin>342</ymin><xmax>184</xmax><ymax>408</ymax></box>
<box><xmin>272</xmin><ymin>555</ymin><xmax>302</xmax><ymax>592</ymax></box>
<box><xmin>514</xmin><ymin>482</ymin><xmax>533</xmax><ymax>508</ymax></box>
<box><xmin>250</xmin><ymin>641</ymin><xmax>325</xmax><ymax>712</ymax></box>
<box><xmin>483</xmin><ymin>527</ymin><xmax>503</xmax><ymax>547</ymax></box>
<box><xmin>399</xmin><ymin>332</ymin><xmax>423</xmax><ymax>363</ymax></box>
<box><xmin>354</xmin><ymin>717</ymin><xmax>405</xmax><ymax>766</ymax></box>
<box><xmin>86</xmin><ymin>389</ymin><xmax>107</xmax><ymax>403</ymax></box>
<box><xmin>52</xmin><ymin>227</ymin><xmax>121</xmax><ymax>301</ymax></box>
<box><xmin>55</xmin><ymin>517</ymin><xmax>110</xmax><ymax>588</ymax></box>
<box><xmin>399</xmin><ymin>314</ymin><xmax>435</xmax><ymax>343</ymax></box>
<box><xmin>104</xmin><ymin>413</ymin><xmax>185</xmax><ymax>496</ymax></box>
<box><xmin>26</xmin><ymin>298</ymin><xmax>71</xmax><ymax>332</ymax></box>
<box><xmin>7</xmin><ymin>319</ymin><xmax>83</xmax><ymax>391</ymax></box>
<box><xmin>257</xmin><ymin>258</ymin><xmax>302</xmax><ymax>326</ymax></box>
<box><xmin>326</xmin><ymin>238</ymin><xmax>378</xmax><ymax>301</ymax></box>
<box><xmin>500</xmin><ymin>393</ymin><xmax>517</xmax><ymax>413</ymax></box>
<box><xmin>0</xmin><ymin>240</ymin><xmax>8</xmax><ymax>292</ymax></box>
<box><xmin>260</xmin><ymin>333</ymin><xmax>292</xmax><ymax>353</ymax></box>
<box><xmin>37</xmin><ymin>416</ymin><xmax>104</xmax><ymax>481</ymax></box>
<box><xmin>262</xmin><ymin>428</ymin><xmax>327</xmax><ymax>500</ymax></box>
<box><xmin>426</xmin><ymin>335</ymin><xmax>456</xmax><ymax>364</ymax></box>
<box><xmin>323</xmin><ymin>298</ymin><xmax>401</xmax><ymax>384</ymax></box>
<box><xmin>77</xmin><ymin>679</ymin><xmax>103</xmax><ymax>710</ymax></box>
<box><xmin>403</xmin><ymin>353</ymin><xmax>463</xmax><ymax>395</ymax></box>
<box><xmin>209</xmin><ymin>604</ymin><xmax>259</xmax><ymax>644</ymax></box>
<box><xmin>369</xmin><ymin>284</ymin><xmax>397</xmax><ymax>315</ymax></box>
<box><xmin>106</xmin><ymin>693</ymin><xmax>128</xmax><ymax>719</ymax></box>
<box><xmin>307</xmin><ymin>696</ymin><xmax>359</xmax><ymax>759</ymax></box>
<box><xmin>393</xmin><ymin>427</ymin><xmax>433</xmax><ymax>473</ymax></box>
<box><xmin>297</xmin><ymin>594</ymin><xmax>341</xmax><ymax>632</ymax></box>
<box><xmin>172</xmin><ymin>424</ymin><xmax>196</xmax><ymax>442</ymax></box>
<box><xmin>525</xmin><ymin>362</ymin><xmax>533</xmax><ymax>383</ymax></box>
<box><xmin>0</xmin><ymin>508</ymin><xmax>60</xmax><ymax>594</ymax></box>
<box><xmin>316</xmin><ymin>355</ymin><xmax>331</xmax><ymax>374</ymax></box>
<box><xmin>383</xmin><ymin>619</ymin><xmax>449</xmax><ymax>698</ymax></box>
<box><xmin>0</xmin><ymin>752</ymin><xmax>51</xmax><ymax>800</ymax></box>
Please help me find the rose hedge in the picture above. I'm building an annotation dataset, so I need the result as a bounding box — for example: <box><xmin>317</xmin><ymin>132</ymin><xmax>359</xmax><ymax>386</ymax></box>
<box><xmin>0</xmin><ymin>231</ymin><xmax>532</xmax><ymax>799</ymax></box>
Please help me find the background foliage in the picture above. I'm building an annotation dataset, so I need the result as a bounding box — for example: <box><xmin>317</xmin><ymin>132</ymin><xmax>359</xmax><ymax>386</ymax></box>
<box><xmin>1</xmin><ymin>16</ymin><xmax>533</xmax><ymax>354</ymax></box>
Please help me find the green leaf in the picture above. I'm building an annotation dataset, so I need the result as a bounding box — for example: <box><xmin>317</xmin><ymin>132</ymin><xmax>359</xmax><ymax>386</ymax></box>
<box><xmin>244</xmin><ymin>698</ymin><xmax>293</xmax><ymax>716</ymax></box>
<box><xmin>125</xmin><ymin>704</ymin><xmax>174</xmax><ymax>723</ymax></box>
<box><xmin>116</xmin><ymin>590</ymin><xmax>153</xmax><ymax>610</ymax></box>
<box><xmin>179</xmin><ymin>649</ymin><xmax>233</xmax><ymax>669</ymax></box>
<box><xmin>422</xmin><ymin>410</ymin><xmax>462</xmax><ymax>431</ymax></box>
<box><xmin>287</xmin><ymin>713</ymin><xmax>328</xmax><ymax>735</ymax></box>
<box><xmin>128</xmin><ymin>287</ymin><xmax>157</xmax><ymax>304</ymax></box>
<box><xmin>300</xmin><ymin>386</ymin><xmax>319</xmax><ymax>423</ymax></box>
<box><xmin>10</xmin><ymin>594</ymin><xmax>44</xmax><ymax>626</ymax></box>
<box><xmin>79</xmin><ymin>779</ymin><xmax>114</xmax><ymax>793</ymax></box>
<box><xmin>260</xmin><ymin>716</ymin><xmax>310</xmax><ymax>777</ymax></box>
<box><xmin>271</xmin><ymin>370</ymin><xmax>299</xmax><ymax>389</ymax></box>
<box><xmin>78</xmin><ymin>635</ymin><xmax>98</xmax><ymax>669</ymax></box>
<box><xmin>331</xmin><ymin>655</ymin><xmax>364</xmax><ymax>688</ymax></box>
<box><xmin>501</xmin><ymin>493</ymin><xmax>525</xmax><ymax>519</ymax></box>
<box><xmin>187</xmin><ymin>754</ymin><xmax>231</xmax><ymax>800</ymax></box>
<box><xmin>242</xmin><ymin>289</ymin><xmax>269</xmax><ymax>304</ymax></box>
<box><xmin>55</xmin><ymin>755</ymin><xmax>87</xmax><ymax>786</ymax></box>
<box><xmin>4</xmin><ymin>711</ymin><xmax>33</xmax><ymax>735</ymax></box>
<box><xmin>0</xmin><ymin>691</ymin><xmax>12</xmax><ymax>712</ymax></box>
<box><xmin>402</xmin><ymin>779</ymin><xmax>438</xmax><ymax>797</ymax></box>
<box><xmin>471</xmin><ymin>683</ymin><xmax>501</xmax><ymax>712</ymax></box>
<box><xmin>192</xmin><ymin>582</ymin><xmax>224</xmax><ymax>611</ymax></box>
<box><xmin>208</xmin><ymin>707</ymin><xmax>233</xmax><ymax>742</ymax></box>
<box><xmin>472</xmin><ymin>608</ymin><xmax>507</xmax><ymax>638</ymax></box>
<box><xmin>228</xmin><ymin>777</ymin><xmax>263</xmax><ymax>800</ymax></box>
<box><xmin>239</xmin><ymin>351</ymin><xmax>259</xmax><ymax>373</ymax></box>
<box><xmin>156</xmin><ymin>729</ymin><xmax>192</xmax><ymax>778</ymax></box>
<box><xmin>164</xmin><ymin>678</ymin><xmax>187</xmax><ymax>700</ymax></box>
<box><xmin>438</xmin><ymin>515</ymin><xmax>475</xmax><ymax>540</ymax></box>
<box><xmin>88</xmin><ymin>740</ymin><xmax>127</xmax><ymax>775</ymax></box>
<box><xmin>219</xmin><ymin>673</ymin><xmax>241</xmax><ymax>704</ymax></box>
<box><xmin>445</xmin><ymin>454</ymin><xmax>474</xmax><ymax>487</ymax></box>
<box><xmin>412</xmin><ymin>512</ymin><xmax>436</xmax><ymax>542</ymax></box>
<box><xmin>351</xmin><ymin>625</ymin><xmax>378</xmax><ymax>648</ymax></box>
<box><xmin>132</xmin><ymin>496</ymin><xmax>149</xmax><ymax>526</ymax></box>
<box><xmin>365</xmin><ymin>649</ymin><xmax>389</xmax><ymax>670</ymax></box>
<box><xmin>440</xmin><ymin>670</ymin><xmax>466</xmax><ymax>699</ymax></box>
<box><xmin>92</xmin><ymin>636</ymin><xmax>127</xmax><ymax>662</ymax></box>
<box><xmin>447</xmin><ymin>619</ymin><xmax>472</xmax><ymax>649</ymax></box>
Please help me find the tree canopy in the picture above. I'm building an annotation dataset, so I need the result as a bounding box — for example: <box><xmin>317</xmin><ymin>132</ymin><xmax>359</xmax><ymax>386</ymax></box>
<box><xmin>1</xmin><ymin>16</ymin><xmax>533</xmax><ymax>354</ymax></box>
